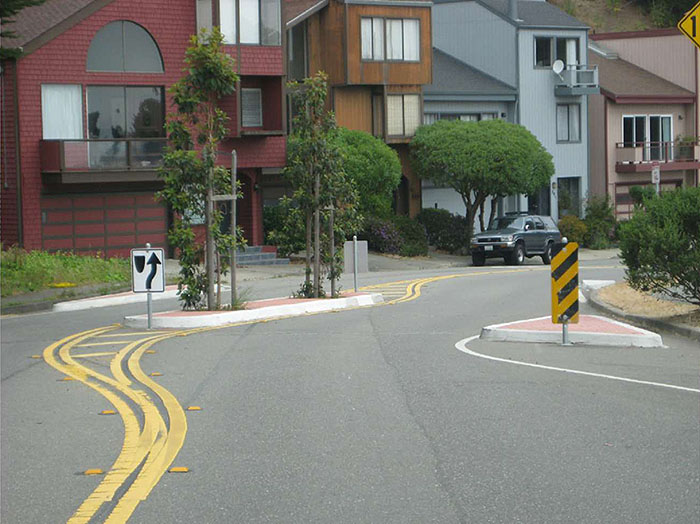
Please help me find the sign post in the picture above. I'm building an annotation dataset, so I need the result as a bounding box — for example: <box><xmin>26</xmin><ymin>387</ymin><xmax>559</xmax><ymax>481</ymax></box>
<box><xmin>651</xmin><ymin>161</ymin><xmax>661</xmax><ymax>195</ymax></box>
<box><xmin>551</xmin><ymin>241</ymin><xmax>579</xmax><ymax>345</ymax></box>
<box><xmin>131</xmin><ymin>243</ymin><xmax>166</xmax><ymax>329</ymax></box>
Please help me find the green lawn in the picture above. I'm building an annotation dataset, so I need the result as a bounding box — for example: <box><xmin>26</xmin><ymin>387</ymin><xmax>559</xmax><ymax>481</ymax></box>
<box><xmin>1</xmin><ymin>247</ymin><xmax>131</xmax><ymax>297</ymax></box>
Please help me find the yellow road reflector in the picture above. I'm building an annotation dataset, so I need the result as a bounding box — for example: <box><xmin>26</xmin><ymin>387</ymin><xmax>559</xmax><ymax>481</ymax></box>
<box><xmin>83</xmin><ymin>469</ymin><xmax>104</xmax><ymax>476</ymax></box>
<box><xmin>60</xmin><ymin>377</ymin><xmax>75</xmax><ymax>381</ymax></box>
<box><xmin>168</xmin><ymin>467</ymin><xmax>189</xmax><ymax>473</ymax></box>
<box><xmin>149</xmin><ymin>372</ymin><xmax>162</xmax><ymax>377</ymax></box>
<box><xmin>145</xmin><ymin>350</ymin><xmax>156</xmax><ymax>354</ymax></box>
<box><xmin>186</xmin><ymin>406</ymin><xmax>201</xmax><ymax>411</ymax></box>
<box><xmin>30</xmin><ymin>355</ymin><xmax>42</xmax><ymax>359</ymax></box>
<box><xmin>99</xmin><ymin>410</ymin><xmax>116</xmax><ymax>415</ymax></box>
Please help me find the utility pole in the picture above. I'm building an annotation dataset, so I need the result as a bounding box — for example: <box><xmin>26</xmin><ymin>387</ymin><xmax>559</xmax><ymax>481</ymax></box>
<box><xmin>313</xmin><ymin>168</ymin><xmax>321</xmax><ymax>297</ymax></box>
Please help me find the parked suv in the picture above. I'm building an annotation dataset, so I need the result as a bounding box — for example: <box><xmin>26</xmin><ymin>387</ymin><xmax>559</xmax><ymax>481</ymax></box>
<box><xmin>469</xmin><ymin>212</ymin><xmax>561</xmax><ymax>266</ymax></box>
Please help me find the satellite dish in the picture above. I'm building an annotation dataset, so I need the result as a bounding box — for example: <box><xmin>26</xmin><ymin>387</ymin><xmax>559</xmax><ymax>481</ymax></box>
<box><xmin>552</xmin><ymin>59</ymin><xmax>565</xmax><ymax>75</ymax></box>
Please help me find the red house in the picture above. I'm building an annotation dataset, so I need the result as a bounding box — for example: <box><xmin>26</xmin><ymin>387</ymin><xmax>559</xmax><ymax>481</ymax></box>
<box><xmin>0</xmin><ymin>0</ymin><xmax>285</xmax><ymax>257</ymax></box>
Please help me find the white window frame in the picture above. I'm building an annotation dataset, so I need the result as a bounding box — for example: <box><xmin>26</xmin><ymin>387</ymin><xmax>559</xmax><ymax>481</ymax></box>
<box><xmin>387</xmin><ymin>93</ymin><xmax>421</xmax><ymax>137</ymax></box>
<box><xmin>360</xmin><ymin>17</ymin><xmax>420</xmax><ymax>63</ymax></box>
<box><xmin>556</xmin><ymin>103</ymin><xmax>580</xmax><ymax>143</ymax></box>
<box><xmin>241</xmin><ymin>88</ymin><xmax>263</xmax><ymax>127</ymax></box>
<box><xmin>219</xmin><ymin>0</ymin><xmax>281</xmax><ymax>46</ymax></box>
<box><xmin>534</xmin><ymin>36</ymin><xmax>580</xmax><ymax>69</ymax></box>
<box><xmin>41</xmin><ymin>84</ymin><xmax>84</xmax><ymax>139</ymax></box>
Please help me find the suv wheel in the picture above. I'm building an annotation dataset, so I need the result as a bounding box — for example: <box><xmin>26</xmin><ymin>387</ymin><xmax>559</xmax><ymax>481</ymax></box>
<box><xmin>509</xmin><ymin>242</ymin><xmax>525</xmax><ymax>265</ymax></box>
<box><xmin>541</xmin><ymin>242</ymin><xmax>553</xmax><ymax>265</ymax></box>
<box><xmin>472</xmin><ymin>253</ymin><xmax>485</xmax><ymax>266</ymax></box>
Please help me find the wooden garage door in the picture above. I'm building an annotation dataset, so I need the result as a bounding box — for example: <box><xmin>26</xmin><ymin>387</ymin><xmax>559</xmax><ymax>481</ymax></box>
<box><xmin>41</xmin><ymin>193</ymin><xmax>167</xmax><ymax>258</ymax></box>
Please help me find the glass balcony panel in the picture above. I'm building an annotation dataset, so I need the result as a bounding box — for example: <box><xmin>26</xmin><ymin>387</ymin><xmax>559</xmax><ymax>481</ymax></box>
<box><xmin>89</xmin><ymin>141</ymin><xmax>128</xmax><ymax>169</ymax></box>
<box><xmin>130</xmin><ymin>140</ymin><xmax>165</xmax><ymax>168</ymax></box>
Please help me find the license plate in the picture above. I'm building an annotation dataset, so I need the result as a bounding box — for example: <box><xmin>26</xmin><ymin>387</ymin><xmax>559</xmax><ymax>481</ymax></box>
<box><xmin>484</xmin><ymin>245</ymin><xmax>493</xmax><ymax>251</ymax></box>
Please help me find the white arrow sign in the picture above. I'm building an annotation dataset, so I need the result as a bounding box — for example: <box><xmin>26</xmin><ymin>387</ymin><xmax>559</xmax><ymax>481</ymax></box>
<box><xmin>131</xmin><ymin>248</ymin><xmax>165</xmax><ymax>293</ymax></box>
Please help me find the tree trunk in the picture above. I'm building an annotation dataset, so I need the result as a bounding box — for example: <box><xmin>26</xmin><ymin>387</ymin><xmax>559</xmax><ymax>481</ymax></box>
<box><xmin>478</xmin><ymin>201</ymin><xmax>486</xmax><ymax>232</ymax></box>
<box><xmin>205</xmin><ymin>169</ymin><xmax>216</xmax><ymax>310</ymax></box>
<box><xmin>329</xmin><ymin>207</ymin><xmax>335</xmax><ymax>298</ymax></box>
<box><xmin>488</xmin><ymin>196</ymin><xmax>498</xmax><ymax>229</ymax></box>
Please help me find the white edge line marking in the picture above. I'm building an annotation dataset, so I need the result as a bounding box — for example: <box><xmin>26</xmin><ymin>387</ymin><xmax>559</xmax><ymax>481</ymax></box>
<box><xmin>455</xmin><ymin>335</ymin><xmax>700</xmax><ymax>394</ymax></box>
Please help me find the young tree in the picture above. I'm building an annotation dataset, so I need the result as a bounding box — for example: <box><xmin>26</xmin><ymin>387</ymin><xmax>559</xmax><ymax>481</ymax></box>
<box><xmin>410</xmin><ymin>119</ymin><xmax>554</xmax><ymax>242</ymax></box>
<box><xmin>282</xmin><ymin>72</ymin><xmax>360</xmax><ymax>297</ymax></box>
<box><xmin>619</xmin><ymin>187</ymin><xmax>700</xmax><ymax>306</ymax></box>
<box><xmin>158</xmin><ymin>28</ymin><xmax>241</xmax><ymax>310</ymax></box>
<box><xmin>334</xmin><ymin>128</ymin><xmax>402</xmax><ymax>219</ymax></box>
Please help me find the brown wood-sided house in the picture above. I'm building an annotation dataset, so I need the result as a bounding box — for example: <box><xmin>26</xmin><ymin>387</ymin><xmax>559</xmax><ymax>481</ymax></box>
<box><xmin>281</xmin><ymin>0</ymin><xmax>432</xmax><ymax>217</ymax></box>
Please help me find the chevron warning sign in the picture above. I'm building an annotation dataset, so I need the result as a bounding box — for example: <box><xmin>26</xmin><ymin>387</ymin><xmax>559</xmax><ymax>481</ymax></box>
<box><xmin>551</xmin><ymin>242</ymin><xmax>579</xmax><ymax>324</ymax></box>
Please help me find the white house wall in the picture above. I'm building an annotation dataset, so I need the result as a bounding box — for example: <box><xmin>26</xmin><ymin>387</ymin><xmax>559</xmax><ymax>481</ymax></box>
<box><xmin>518</xmin><ymin>28</ymin><xmax>590</xmax><ymax>220</ymax></box>
<box><xmin>432</xmin><ymin>2</ymin><xmax>517</xmax><ymax>87</ymax></box>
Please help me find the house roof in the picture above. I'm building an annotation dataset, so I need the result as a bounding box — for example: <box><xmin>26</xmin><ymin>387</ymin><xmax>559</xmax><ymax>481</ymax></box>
<box><xmin>424</xmin><ymin>48</ymin><xmax>516</xmax><ymax>98</ymax></box>
<box><xmin>0</xmin><ymin>0</ymin><xmax>113</xmax><ymax>53</ymax></box>
<box><xmin>589</xmin><ymin>51</ymin><xmax>695</xmax><ymax>103</ymax></box>
<box><xmin>434</xmin><ymin>0</ymin><xmax>588</xmax><ymax>29</ymax></box>
<box><xmin>284</xmin><ymin>0</ymin><xmax>432</xmax><ymax>27</ymax></box>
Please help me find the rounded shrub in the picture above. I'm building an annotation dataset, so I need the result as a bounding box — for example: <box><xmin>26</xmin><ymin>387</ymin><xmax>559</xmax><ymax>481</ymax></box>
<box><xmin>360</xmin><ymin>217</ymin><xmax>402</xmax><ymax>254</ymax></box>
<box><xmin>583</xmin><ymin>196</ymin><xmax>616</xmax><ymax>249</ymax></box>
<box><xmin>392</xmin><ymin>215</ymin><xmax>429</xmax><ymax>257</ymax></box>
<box><xmin>416</xmin><ymin>208</ymin><xmax>470</xmax><ymax>254</ymax></box>
<box><xmin>558</xmin><ymin>215</ymin><xmax>587</xmax><ymax>245</ymax></box>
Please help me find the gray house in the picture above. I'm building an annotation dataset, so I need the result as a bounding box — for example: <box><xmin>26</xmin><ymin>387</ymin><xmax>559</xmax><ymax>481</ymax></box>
<box><xmin>424</xmin><ymin>0</ymin><xmax>598</xmax><ymax>224</ymax></box>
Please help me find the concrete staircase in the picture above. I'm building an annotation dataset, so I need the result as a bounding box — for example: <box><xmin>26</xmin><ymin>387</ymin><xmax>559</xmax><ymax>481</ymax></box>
<box><xmin>234</xmin><ymin>246</ymin><xmax>289</xmax><ymax>266</ymax></box>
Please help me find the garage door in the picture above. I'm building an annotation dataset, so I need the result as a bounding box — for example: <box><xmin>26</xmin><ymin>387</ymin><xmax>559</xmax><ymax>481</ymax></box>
<box><xmin>41</xmin><ymin>192</ymin><xmax>167</xmax><ymax>258</ymax></box>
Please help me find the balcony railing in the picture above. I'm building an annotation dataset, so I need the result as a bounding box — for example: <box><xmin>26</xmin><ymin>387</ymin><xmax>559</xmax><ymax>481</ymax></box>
<box><xmin>615</xmin><ymin>140</ymin><xmax>700</xmax><ymax>164</ymax></box>
<box><xmin>554</xmin><ymin>64</ymin><xmax>599</xmax><ymax>95</ymax></box>
<box><xmin>41</xmin><ymin>138</ymin><xmax>167</xmax><ymax>174</ymax></box>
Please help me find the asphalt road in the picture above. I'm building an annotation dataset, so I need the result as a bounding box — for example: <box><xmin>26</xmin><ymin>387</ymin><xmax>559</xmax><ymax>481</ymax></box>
<box><xmin>2</xmin><ymin>260</ymin><xmax>699</xmax><ymax>523</ymax></box>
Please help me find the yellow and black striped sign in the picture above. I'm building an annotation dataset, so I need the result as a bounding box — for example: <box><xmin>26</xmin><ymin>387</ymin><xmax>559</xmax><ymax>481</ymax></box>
<box><xmin>551</xmin><ymin>242</ymin><xmax>579</xmax><ymax>324</ymax></box>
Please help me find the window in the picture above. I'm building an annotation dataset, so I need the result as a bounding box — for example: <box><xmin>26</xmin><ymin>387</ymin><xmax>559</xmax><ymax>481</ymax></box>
<box><xmin>387</xmin><ymin>94</ymin><xmax>420</xmax><ymax>136</ymax></box>
<box><xmin>288</xmin><ymin>22</ymin><xmax>307</xmax><ymax>80</ymax></box>
<box><xmin>623</xmin><ymin>114</ymin><xmax>672</xmax><ymax>160</ymax></box>
<box><xmin>219</xmin><ymin>0</ymin><xmax>281</xmax><ymax>45</ymax></box>
<box><xmin>197</xmin><ymin>0</ymin><xmax>213</xmax><ymax>32</ymax></box>
<box><xmin>86</xmin><ymin>86</ymin><xmax>164</xmax><ymax>168</ymax></box>
<box><xmin>556</xmin><ymin>103</ymin><xmax>580</xmax><ymax>142</ymax></box>
<box><xmin>622</xmin><ymin>115</ymin><xmax>646</xmax><ymax>147</ymax></box>
<box><xmin>241</xmin><ymin>88</ymin><xmax>263</xmax><ymax>127</ymax></box>
<box><xmin>535</xmin><ymin>37</ymin><xmax>552</xmax><ymax>67</ymax></box>
<box><xmin>423</xmin><ymin>113</ymin><xmax>497</xmax><ymax>125</ymax></box>
<box><xmin>41</xmin><ymin>85</ymin><xmax>83</xmax><ymax>139</ymax></box>
<box><xmin>360</xmin><ymin>17</ymin><xmax>419</xmax><ymax>62</ymax></box>
<box><xmin>535</xmin><ymin>36</ymin><xmax>579</xmax><ymax>68</ymax></box>
<box><xmin>87</xmin><ymin>21</ymin><xmax>163</xmax><ymax>72</ymax></box>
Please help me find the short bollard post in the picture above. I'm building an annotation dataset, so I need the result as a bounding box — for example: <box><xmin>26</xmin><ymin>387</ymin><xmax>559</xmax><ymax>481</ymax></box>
<box><xmin>562</xmin><ymin>317</ymin><xmax>570</xmax><ymax>346</ymax></box>
<box><xmin>353</xmin><ymin>234</ymin><xmax>358</xmax><ymax>292</ymax></box>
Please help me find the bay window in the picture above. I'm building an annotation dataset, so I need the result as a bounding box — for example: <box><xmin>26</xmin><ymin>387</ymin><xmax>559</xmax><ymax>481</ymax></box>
<box><xmin>361</xmin><ymin>17</ymin><xmax>420</xmax><ymax>62</ymax></box>
<box><xmin>387</xmin><ymin>94</ymin><xmax>421</xmax><ymax>137</ymax></box>
<box><xmin>218</xmin><ymin>0</ymin><xmax>281</xmax><ymax>45</ymax></box>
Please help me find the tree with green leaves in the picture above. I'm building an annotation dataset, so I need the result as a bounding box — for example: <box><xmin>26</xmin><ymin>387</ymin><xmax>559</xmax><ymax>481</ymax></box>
<box><xmin>410</xmin><ymin>119</ymin><xmax>554</xmax><ymax>243</ymax></box>
<box><xmin>158</xmin><ymin>28</ymin><xmax>241</xmax><ymax>310</ymax></box>
<box><xmin>619</xmin><ymin>187</ymin><xmax>700</xmax><ymax>306</ymax></box>
<box><xmin>334</xmin><ymin>128</ymin><xmax>402</xmax><ymax>219</ymax></box>
<box><xmin>1</xmin><ymin>0</ymin><xmax>45</xmax><ymax>59</ymax></box>
<box><xmin>280</xmin><ymin>72</ymin><xmax>361</xmax><ymax>297</ymax></box>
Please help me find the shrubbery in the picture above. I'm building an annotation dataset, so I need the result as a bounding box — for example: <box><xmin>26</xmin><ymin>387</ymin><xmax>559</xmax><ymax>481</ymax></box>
<box><xmin>583</xmin><ymin>195</ymin><xmax>616</xmax><ymax>249</ymax></box>
<box><xmin>416</xmin><ymin>208</ymin><xmax>470</xmax><ymax>254</ymax></box>
<box><xmin>557</xmin><ymin>215</ymin><xmax>588</xmax><ymax>245</ymax></box>
<box><xmin>619</xmin><ymin>187</ymin><xmax>700</xmax><ymax>306</ymax></box>
<box><xmin>359</xmin><ymin>215</ymin><xmax>428</xmax><ymax>257</ymax></box>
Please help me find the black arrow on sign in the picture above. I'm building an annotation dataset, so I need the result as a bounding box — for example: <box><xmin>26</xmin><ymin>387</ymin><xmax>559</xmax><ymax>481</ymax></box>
<box><xmin>145</xmin><ymin>252</ymin><xmax>161</xmax><ymax>290</ymax></box>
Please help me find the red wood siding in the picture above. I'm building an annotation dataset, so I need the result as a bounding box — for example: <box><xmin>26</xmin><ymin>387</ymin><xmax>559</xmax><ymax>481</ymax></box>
<box><xmin>1</xmin><ymin>60</ymin><xmax>20</xmax><ymax>246</ymax></box>
<box><xmin>41</xmin><ymin>192</ymin><xmax>167</xmax><ymax>257</ymax></box>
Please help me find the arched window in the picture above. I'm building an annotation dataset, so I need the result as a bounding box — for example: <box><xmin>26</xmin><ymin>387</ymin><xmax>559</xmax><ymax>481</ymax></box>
<box><xmin>87</xmin><ymin>21</ymin><xmax>163</xmax><ymax>73</ymax></box>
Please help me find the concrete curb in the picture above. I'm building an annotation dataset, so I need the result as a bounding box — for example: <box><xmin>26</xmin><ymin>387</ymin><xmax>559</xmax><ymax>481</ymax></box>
<box><xmin>480</xmin><ymin>315</ymin><xmax>664</xmax><ymax>347</ymax></box>
<box><xmin>588</xmin><ymin>289</ymin><xmax>700</xmax><ymax>342</ymax></box>
<box><xmin>53</xmin><ymin>287</ymin><xmax>182</xmax><ymax>312</ymax></box>
<box><xmin>124</xmin><ymin>293</ymin><xmax>384</xmax><ymax>329</ymax></box>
